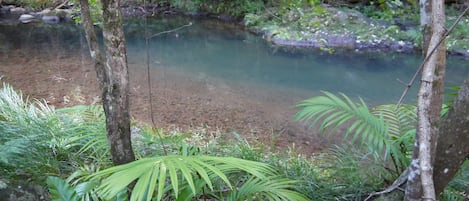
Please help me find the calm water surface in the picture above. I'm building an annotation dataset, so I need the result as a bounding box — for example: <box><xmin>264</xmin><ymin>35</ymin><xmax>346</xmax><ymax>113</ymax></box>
<box><xmin>1</xmin><ymin>15</ymin><xmax>468</xmax><ymax>108</ymax></box>
<box><xmin>125</xmin><ymin>16</ymin><xmax>468</xmax><ymax>105</ymax></box>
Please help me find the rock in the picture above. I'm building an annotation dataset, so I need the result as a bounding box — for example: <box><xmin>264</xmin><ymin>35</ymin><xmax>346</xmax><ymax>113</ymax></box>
<box><xmin>18</xmin><ymin>14</ymin><xmax>35</xmax><ymax>23</ymax></box>
<box><xmin>0</xmin><ymin>182</ymin><xmax>48</xmax><ymax>201</ymax></box>
<box><xmin>37</xmin><ymin>8</ymin><xmax>51</xmax><ymax>16</ymax></box>
<box><xmin>0</xmin><ymin>180</ymin><xmax>7</xmax><ymax>190</ymax></box>
<box><xmin>53</xmin><ymin>8</ymin><xmax>73</xmax><ymax>20</ymax></box>
<box><xmin>42</xmin><ymin>15</ymin><xmax>59</xmax><ymax>24</ymax></box>
<box><xmin>0</xmin><ymin>6</ymin><xmax>10</xmax><ymax>14</ymax></box>
<box><xmin>10</xmin><ymin>7</ymin><xmax>26</xmax><ymax>14</ymax></box>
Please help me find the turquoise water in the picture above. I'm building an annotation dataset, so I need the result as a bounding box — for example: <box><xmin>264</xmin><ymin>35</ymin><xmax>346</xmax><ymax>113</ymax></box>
<box><xmin>1</xmin><ymin>15</ymin><xmax>468</xmax><ymax>106</ymax></box>
<box><xmin>125</xmin><ymin>16</ymin><xmax>468</xmax><ymax>105</ymax></box>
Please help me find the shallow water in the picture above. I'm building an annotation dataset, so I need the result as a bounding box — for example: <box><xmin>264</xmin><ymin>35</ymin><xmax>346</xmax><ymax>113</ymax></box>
<box><xmin>2</xmin><ymin>15</ymin><xmax>468</xmax><ymax>104</ymax></box>
<box><xmin>1</xmin><ymin>15</ymin><xmax>468</xmax><ymax>153</ymax></box>
<box><xmin>125</xmin><ymin>16</ymin><xmax>468</xmax><ymax>105</ymax></box>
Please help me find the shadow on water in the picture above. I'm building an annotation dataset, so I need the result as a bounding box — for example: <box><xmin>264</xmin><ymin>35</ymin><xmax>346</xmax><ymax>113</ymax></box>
<box><xmin>1</xmin><ymin>14</ymin><xmax>468</xmax><ymax>153</ymax></box>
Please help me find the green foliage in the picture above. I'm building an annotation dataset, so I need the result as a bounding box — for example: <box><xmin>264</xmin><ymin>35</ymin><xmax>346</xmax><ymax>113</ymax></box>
<box><xmin>87</xmin><ymin>155</ymin><xmax>308</xmax><ymax>201</ymax></box>
<box><xmin>72</xmin><ymin>0</ymin><xmax>103</xmax><ymax>25</ymax></box>
<box><xmin>0</xmin><ymin>84</ymin><xmax>64</xmax><ymax>180</ymax></box>
<box><xmin>14</xmin><ymin>0</ymin><xmax>61</xmax><ymax>10</ymax></box>
<box><xmin>446</xmin><ymin>7</ymin><xmax>469</xmax><ymax>51</ymax></box>
<box><xmin>312</xmin><ymin>145</ymin><xmax>392</xmax><ymax>200</ymax></box>
<box><xmin>295</xmin><ymin>91</ymin><xmax>417</xmax><ymax>173</ymax></box>
<box><xmin>156</xmin><ymin>0</ymin><xmax>264</xmax><ymax>17</ymax></box>
<box><xmin>361</xmin><ymin>0</ymin><xmax>418</xmax><ymax>22</ymax></box>
<box><xmin>441</xmin><ymin>160</ymin><xmax>469</xmax><ymax>201</ymax></box>
<box><xmin>224</xmin><ymin>176</ymin><xmax>307</xmax><ymax>201</ymax></box>
<box><xmin>47</xmin><ymin>176</ymin><xmax>81</xmax><ymax>201</ymax></box>
<box><xmin>47</xmin><ymin>174</ymin><xmax>127</xmax><ymax>201</ymax></box>
<box><xmin>0</xmin><ymin>84</ymin><xmax>110</xmax><ymax>182</ymax></box>
<box><xmin>57</xmin><ymin>105</ymin><xmax>111</xmax><ymax>165</ymax></box>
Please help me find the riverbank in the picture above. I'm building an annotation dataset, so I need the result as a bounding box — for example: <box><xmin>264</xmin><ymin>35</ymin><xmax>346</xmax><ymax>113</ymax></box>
<box><xmin>118</xmin><ymin>1</ymin><xmax>469</xmax><ymax>57</ymax></box>
<box><xmin>1</xmin><ymin>1</ymin><xmax>468</xmax><ymax>57</ymax></box>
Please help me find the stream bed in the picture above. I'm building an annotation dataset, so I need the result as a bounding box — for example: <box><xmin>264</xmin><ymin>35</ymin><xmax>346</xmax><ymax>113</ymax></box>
<box><xmin>1</xmin><ymin>15</ymin><xmax>468</xmax><ymax>154</ymax></box>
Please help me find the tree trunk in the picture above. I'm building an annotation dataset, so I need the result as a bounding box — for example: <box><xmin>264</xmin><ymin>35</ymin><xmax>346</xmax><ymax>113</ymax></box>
<box><xmin>433</xmin><ymin>75</ymin><xmax>469</xmax><ymax>195</ymax></box>
<box><xmin>80</xmin><ymin>0</ymin><xmax>135</xmax><ymax>165</ymax></box>
<box><xmin>79</xmin><ymin>0</ymin><xmax>105</xmax><ymax>89</ymax></box>
<box><xmin>405</xmin><ymin>0</ymin><xmax>446</xmax><ymax>200</ymax></box>
<box><xmin>101</xmin><ymin>0</ymin><xmax>135</xmax><ymax>165</ymax></box>
<box><xmin>420</xmin><ymin>0</ymin><xmax>432</xmax><ymax>54</ymax></box>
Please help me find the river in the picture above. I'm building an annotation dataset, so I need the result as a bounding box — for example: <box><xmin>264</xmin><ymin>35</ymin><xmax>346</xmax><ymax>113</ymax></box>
<box><xmin>1</xmin><ymin>15</ymin><xmax>468</xmax><ymax>154</ymax></box>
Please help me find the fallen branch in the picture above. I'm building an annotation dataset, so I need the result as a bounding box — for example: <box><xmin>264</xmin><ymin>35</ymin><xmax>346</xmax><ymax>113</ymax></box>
<box><xmin>364</xmin><ymin>168</ymin><xmax>409</xmax><ymax>201</ymax></box>
<box><xmin>52</xmin><ymin>0</ymin><xmax>70</xmax><ymax>11</ymax></box>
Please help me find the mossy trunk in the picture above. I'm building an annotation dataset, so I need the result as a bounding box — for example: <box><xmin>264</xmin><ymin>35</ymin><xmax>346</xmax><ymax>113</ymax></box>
<box><xmin>80</xmin><ymin>0</ymin><xmax>135</xmax><ymax>166</ymax></box>
<box><xmin>101</xmin><ymin>0</ymin><xmax>135</xmax><ymax>165</ymax></box>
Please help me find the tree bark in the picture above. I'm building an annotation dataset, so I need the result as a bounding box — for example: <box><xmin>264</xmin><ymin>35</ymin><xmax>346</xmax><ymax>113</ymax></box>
<box><xmin>80</xmin><ymin>0</ymin><xmax>135</xmax><ymax>165</ymax></box>
<box><xmin>420</xmin><ymin>0</ymin><xmax>432</xmax><ymax>55</ymax></box>
<box><xmin>433</xmin><ymin>75</ymin><xmax>469</xmax><ymax>195</ymax></box>
<box><xmin>79</xmin><ymin>0</ymin><xmax>105</xmax><ymax>89</ymax></box>
<box><xmin>100</xmin><ymin>0</ymin><xmax>135</xmax><ymax>165</ymax></box>
<box><xmin>405</xmin><ymin>0</ymin><xmax>446</xmax><ymax>200</ymax></box>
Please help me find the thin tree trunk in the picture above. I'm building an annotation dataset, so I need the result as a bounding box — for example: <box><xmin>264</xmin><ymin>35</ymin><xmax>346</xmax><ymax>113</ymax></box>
<box><xmin>433</xmin><ymin>75</ymin><xmax>469</xmax><ymax>195</ymax></box>
<box><xmin>101</xmin><ymin>0</ymin><xmax>135</xmax><ymax>165</ymax></box>
<box><xmin>405</xmin><ymin>0</ymin><xmax>446</xmax><ymax>200</ymax></box>
<box><xmin>80</xmin><ymin>0</ymin><xmax>135</xmax><ymax>165</ymax></box>
<box><xmin>420</xmin><ymin>0</ymin><xmax>432</xmax><ymax>55</ymax></box>
<box><xmin>404</xmin><ymin>1</ymin><xmax>433</xmax><ymax>200</ymax></box>
<box><xmin>79</xmin><ymin>0</ymin><xmax>105</xmax><ymax>89</ymax></box>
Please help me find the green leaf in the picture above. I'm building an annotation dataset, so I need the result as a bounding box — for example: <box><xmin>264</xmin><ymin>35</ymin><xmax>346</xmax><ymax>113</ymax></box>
<box><xmin>90</xmin><ymin>155</ymin><xmax>300</xmax><ymax>201</ymax></box>
<box><xmin>47</xmin><ymin>176</ymin><xmax>79</xmax><ymax>201</ymax></box>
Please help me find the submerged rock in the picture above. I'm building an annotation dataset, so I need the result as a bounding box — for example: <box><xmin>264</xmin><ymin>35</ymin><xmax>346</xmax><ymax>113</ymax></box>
<box><xmin>18</xmin><ymin>14</ymin><xmax>35</xmax><ymax>23</ymax></box>
<box><xmin>42</xmin><ymin>15</ymin><xmax>59</xmax><ymax>24</ymax></box>
<box><xmin>10</xmin><ymin>7</ymin><xmax>26</xmax><ymax>15</ymax></box>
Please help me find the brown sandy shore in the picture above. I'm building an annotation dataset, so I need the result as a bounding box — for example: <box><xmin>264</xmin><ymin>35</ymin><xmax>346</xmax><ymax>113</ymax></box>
<box><xmin>0</xmin><ymin>48</ymin><xmax>343</xmax><ymax>155</ymax></box>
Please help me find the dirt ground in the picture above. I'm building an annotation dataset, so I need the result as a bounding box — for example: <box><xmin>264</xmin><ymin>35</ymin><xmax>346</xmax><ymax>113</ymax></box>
<box><xmin>0</xmin><ymin>48</ymin><xmax>342</xmax><ymax>155</ymax></box>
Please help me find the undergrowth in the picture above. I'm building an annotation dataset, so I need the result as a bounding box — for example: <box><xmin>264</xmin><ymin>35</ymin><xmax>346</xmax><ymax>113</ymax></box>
<box><xmin>0</xmin><ymin>84</ymin><xmax>467</xmax><ymax>200</ymax></box>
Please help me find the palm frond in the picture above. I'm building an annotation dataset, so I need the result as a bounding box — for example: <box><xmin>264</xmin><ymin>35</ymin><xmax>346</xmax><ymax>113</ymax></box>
<box><xmin>89</xmin><ymin>155</ymin><xmax>306</xmax><ymax>201</ymax></box>
<box><xmin>0</xmin><ymin>84</ymin><xmax>65</xmax><ymax>178</ymax></box>
<box><xmin>295</xmin><ymin>92</ymin><xmax>418</xmax><ymax>171</ymax></box>
<box><xmin>226</xmin><ymin>176</ymin><xmax>309</xmax><ymax>201</ymax></box>
<box><xmin>47</xmin><ymin>176</ymin><xmax>80</xmax><ymax>201</ymax></box>
<box><xmin>372</xmin><ymin>104</ymin><xmax>416</xmax><ymax>139</ymax></box>
<box><xmin>57</xmin><ymin>105</ymin><xmax>110</xmax><ymax>163</ymax></box>
<box><xmin>295</xmin><ymin>92</ymin><xmax>389</xmax><ymax>154</ymax></box>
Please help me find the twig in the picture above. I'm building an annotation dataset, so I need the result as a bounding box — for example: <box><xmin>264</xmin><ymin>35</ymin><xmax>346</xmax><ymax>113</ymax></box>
<box><xmin>364</xmin><ymin>167</ymin><xmax>410</xmax><ymax>201</ymax></box>
<box><xmin>397</xmin><ymin>6</ymin><xmax>469</xmax><ymax>106</ymax></box>
<box><xmin>144</xmin><ymin>0</ymin><xmax>169</xmax><ymax>155</ymax></box>
<box><xmin>148</xmin><ymin>22</ymin><xmax>193</xmax><ymax>39</ymax></box>
<box><xmin>52</xmin><ymin>0</ymin><xmax>70</xmax><ymax>11</ymax></box>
